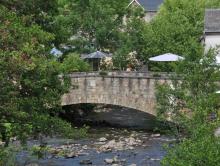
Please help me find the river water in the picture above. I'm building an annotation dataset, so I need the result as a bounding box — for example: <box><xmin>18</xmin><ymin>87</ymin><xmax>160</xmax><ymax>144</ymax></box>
<box><xmin>16</xmin><ymin>127</ymin><xmax>175</xmax><ymax>166</ymax></box>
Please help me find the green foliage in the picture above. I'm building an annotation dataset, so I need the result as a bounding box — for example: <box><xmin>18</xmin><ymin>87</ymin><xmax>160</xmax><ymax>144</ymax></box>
<box><xmin>206</xmin><ymin>0</ymin><xmax>220</xmax><ymax>8</ymax></box>
<box><xmin>31</xmin><ymin>145</ymin><xmax>50</xmax><ymax>159</ymax></box>
<box><xmin>99</xmin><ymin>71</ymin><xmax>108</xmax><ymax>76</ymax></box>
<box><xmin>57</xmin><ymin>0</ymin><xmax>129</xmax><ymax>53</ymax></box>
<box><xmin>122</xmin><ymin>12</ymin><xmax>155</xmax><ymax>63</ymax></box>
<box><xmin>61</xmin><ymin>53</ymin><xmax>90</xmax><ymax>73</ymax></box>
<box><xmin>0</xmin><ymin>4</ymin><xmax>79</xmax><ymax>147</ymax></box>
<box><xmin>135</xmin><ymin>0</ymin><xmax>220</xmax><ymax>71</ymax></box>
<box><xmin>0</xmin><ymin>146</ymin><xmax>19</xmax><ymax>166</ymax></box>
<box><xmin>1</xmin><ymin>0</ymin><xmax>59</xmax><ymax>32</ymax></box>
<box><xmin>0</xmin><ymin>6</ymin><xmax>53</xmax><ymax>54</ymax></box>
<box><xmin>34</xmin><ymin>119</ymin><xmax>88</xmax><ymax>139</ymax></box>
<box><xmin>153</xmin><ymin>0</ymin><xmax>205</xmax><ymax>55</ymax></box>
<box><xmin>56</xmin><ymin>0</ymin><xmax>153</xmax><ymax>69</ymax></box>
<box><xmin>156</xmin><ymin>49</ymin><xmax>220</xmax><ymax>165</ymax></box>
<box><xmin>41</xmin><ymin>0</ymin><xmax>220</xmax><ymax>71</ymax></box>
<box><xmin>162</xmin><ymin>126</ymin><xmax>220</xmax><ymax>166</ymax></box>
<box><xmin>152</xmin><ymin>1</ymin><xmax>220</xmax><ymax>164</ymax></box>
<box><xmin>156</xmin><ymin>49</ymin><xmax>220</xmax><ymax>130</ymax></box>
<box><xmin>112</xmin><ymin>47</ymin><xmax>131</xmax><ymax>70</ymax></box>
<box><xmin>0</xmin><ymin>5</ymin><xmax>90</xmax><ymax>163</ymax></box>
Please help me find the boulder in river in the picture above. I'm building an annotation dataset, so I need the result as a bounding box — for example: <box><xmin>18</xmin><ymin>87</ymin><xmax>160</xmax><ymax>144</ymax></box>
<box><xmin>151</xmin><ymin>133</ymin><xmax>161</xmax><ymax>137</ymax></box>
<box><xmin>65</xmin><ymin>152</ymin><xmax>77</xmax><ymax>158</ymax></box>
<box><xmin>104</xmin><ymin>156</ymin><xmax>126</xmax><ymax>165</ymax></box>
<box><xmin>82</xmin><ymin>145</ymin><xmax>88</xmax><ymax>150</ymax></box>
<box><xmin>104</xmin><ymin>158</ymin><xmax>114</xmax><ymax>164</ymax></box>
<box><xmin>125</xmin><ymin>137</ymin><xmax>141</xmax><ymax>146</ymax></box>
<box><xmin>99</xmin><ymin>137</ymin><xmax>107</xmax><ymax>142</ymax></box>
<box><xmin>150</xmin><ymin>158</ymin><xmax>161</xmax><ymax>161</ymax></box>
<box><xmin>99</xmin><ymin>139</ymin><xmax>125</xmax><ymax>152</ymax></box>
<box><xmin>80</xmin><ymin>159</ymin><xmax>92</xmax><ymax>165</ymax></box>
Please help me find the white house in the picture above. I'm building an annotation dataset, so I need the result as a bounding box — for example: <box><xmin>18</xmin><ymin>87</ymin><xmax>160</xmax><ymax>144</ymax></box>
<box><xmin>128</xmin><ymin>0</ymin><xmax>164</xmax><ymax>22</ymax></box>
<box><xmin>204</xmin><ymin>9</ymin><xmax>220</xmax><ymax>62</ymax></box>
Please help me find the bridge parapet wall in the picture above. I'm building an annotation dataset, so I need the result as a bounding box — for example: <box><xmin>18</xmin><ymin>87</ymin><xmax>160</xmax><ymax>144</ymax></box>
<box><xmin>68</xmin><ymin>71</ymin><xmax>173</xmax><ymax>79</ymax></box>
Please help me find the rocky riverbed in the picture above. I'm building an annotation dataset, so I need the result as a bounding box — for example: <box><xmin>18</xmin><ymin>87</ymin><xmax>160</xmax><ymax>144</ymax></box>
<box><xmin>16</xmin><ymin>128</ymin><xmax>176</xmax><ymax>166</ymax></box>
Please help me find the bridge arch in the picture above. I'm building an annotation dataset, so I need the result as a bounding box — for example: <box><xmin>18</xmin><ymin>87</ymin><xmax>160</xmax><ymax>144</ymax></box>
<box><xmin>61</xmin><ymin>72</ymin><xmax>171</xmax><ymax>116</ymax></box>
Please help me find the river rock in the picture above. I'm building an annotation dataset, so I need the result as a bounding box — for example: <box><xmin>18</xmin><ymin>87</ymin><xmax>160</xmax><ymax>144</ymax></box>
<box><xmin>104</xmin><ymin>158</ymin><xmax>114</xmax><ymax>164</ymax></box>
<box><xmin>60</xmin><ymin>145</ymin><xmax>67</xmax><ymax>149</ymax></box>
<box><xmin>80</xmin><ymin>159</ymin><xmax>92</xmax><ymax>165</ymax></box>
<box><xmin>82</xmin><ymin>145</ymin><xmax>88</xmax><ymax>150</ymax></box>
<box><xmin>128</xmin><ymin>146</ymin><xmax>134</xmax><ymax>150</ymax></box>
<box><xmin>99</xmin><ymin>136</ymin><xmax>145</xmax><ymax>152</ymax></box>
<box><xmin>99</xmin><ymin>137</ymin><xmax>107</xmax><ymax>142</ymax></box>
<box><xmin>125</xmin><ymin>137</ymin><xmax>136</xmax><ymax>146</ymax></box>
<box><xmin>99</xmin><ymin>140</ymin><xmax>117</xmax><ymax>152</ymax></box>
<box><xmin>50</xmin><ymin>148</ymin><xmax>61</xmax><ymax>155</ymax></box>
<box><xmin>65</xmin><ymin>152</ymin><xmax>77</xmax><ymax>158</ymax></box>
<box><xmin>214</xmin><ymin>127</ymin><xmax>220</xmax><ymax>137</ymax></box>
<box><xmin>150</xmin><ymin>158</ymin><xmax>161</xmax><ymax>161</ymax></box>
<box><xmin>151</xmin><ymin>133</ymin><xmax>161</xmax><ymax>137</ymax></box>
<box><xmin>105</xmin><ymin>156</ymin><xmax>126</xmax><ymax>165</ymax></box>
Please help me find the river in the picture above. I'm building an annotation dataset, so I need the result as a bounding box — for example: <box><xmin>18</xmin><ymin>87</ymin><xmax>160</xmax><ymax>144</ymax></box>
<box><xmin>16</xmin><ymin>127</ymin><xmax>175</xmax><ymax>166</ymax></box>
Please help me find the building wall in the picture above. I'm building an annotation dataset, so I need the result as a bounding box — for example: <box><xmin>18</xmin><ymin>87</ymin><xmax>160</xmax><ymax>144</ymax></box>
<box><xmin>205</xmin><ymin>34</ymin><xmax>220</xmax><ymax>55</ymax></box>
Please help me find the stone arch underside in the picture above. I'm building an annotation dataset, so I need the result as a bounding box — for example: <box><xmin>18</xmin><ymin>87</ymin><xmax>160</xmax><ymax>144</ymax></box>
<box><xmin>61</xmin><ymin>99</ymin><xmax>156</xmax><ymax>116</ymax></box>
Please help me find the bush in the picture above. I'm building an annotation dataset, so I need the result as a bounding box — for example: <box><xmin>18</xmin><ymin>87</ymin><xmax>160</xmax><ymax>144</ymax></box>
<box><xmin>99</xmin><ymin>71</ymin><xmax>108</xmax><ymax>76</ymax></box>
<box><xmin>162</xmin><ymin>131</ymin><xmax>220</xmax><ymax>166</ymax></box>
<box><xmin>0</xmin><ymin>146</ymin><xmax>18</xmax><ymax>166</ymax></box>
<box><xmin>61</xmin><ymin>53</ymin><xmax>90</xmax><ymax>73</ymax></box>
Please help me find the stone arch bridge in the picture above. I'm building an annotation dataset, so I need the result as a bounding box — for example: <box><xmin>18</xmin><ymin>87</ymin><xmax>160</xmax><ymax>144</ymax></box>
<box><xmin>61</xmin><ymin>72</ymin><xmax>171</xmax><ymax>116</ymax></box>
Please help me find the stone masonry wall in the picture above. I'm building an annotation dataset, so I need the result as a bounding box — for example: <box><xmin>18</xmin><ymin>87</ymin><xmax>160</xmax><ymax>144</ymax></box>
<box><xmin>61</xmin><ymin>72</ymin><xmax>171</xmax><ymax>116</ymax></box>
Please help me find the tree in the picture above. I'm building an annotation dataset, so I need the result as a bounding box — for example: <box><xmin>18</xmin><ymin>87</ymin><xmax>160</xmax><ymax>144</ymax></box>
<box><xmin>57</xmin><ymin>0</ymin><xmax>130</xmax><ymax>53</ymax></box>
<box><xmin>0</xmin><ymin>0</ymin><xmax>59</xmax><ymax>32</ymax></box>
<box><xmin>150</xmin><ymin>0</ymin><xmax>206</xmax><ymax>60</ymax></box>
<box><xmin>0</xmin><ymin>5</ymin><xmax>74</xmax><ymax>148</ymax></box>
<box><xmin>149</xmin><ymin>1</ymin><xmax>220</xmax><ymax>165</ymax></box>
<box><xmin>61</xmin><ymin>53</ymin><xmax>91</xmax><ymax>73</ymax></box>
<box><xmin>156</xmin><ymin>48</ymin><xmax>220</xmax><ymax>165</ymax></box>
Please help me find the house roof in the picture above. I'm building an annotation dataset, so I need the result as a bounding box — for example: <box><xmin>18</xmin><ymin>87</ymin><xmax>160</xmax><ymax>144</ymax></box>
<box><xmin>130</xmin><ymin>0</ymin><xmax>164</xmax><ymax>11</ymax></box>
<box><xmin>205</xmin><ymin>9</ymin><xmax>220</xmax><ymax>33</ymax></box>
<box><xmin>81</xmin><ymin>51</ymin><xmax>112</xmax><ymax>59</ymax></box>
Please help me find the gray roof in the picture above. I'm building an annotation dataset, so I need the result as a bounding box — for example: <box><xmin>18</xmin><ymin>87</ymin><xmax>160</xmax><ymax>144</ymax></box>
<box><xmin>82</xmin><ymin>51</ymin><xmax>111</xmax><ymax>59</ymax></box>
<box><xmin>205</xmin><ymin>9</ymin><xmax>220</xmax><ymax>33</ymax></box>
<box><xmin>137</xmin><ymin>0</ymin><xmax>164</xmax><ymax>11</ymax></box>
